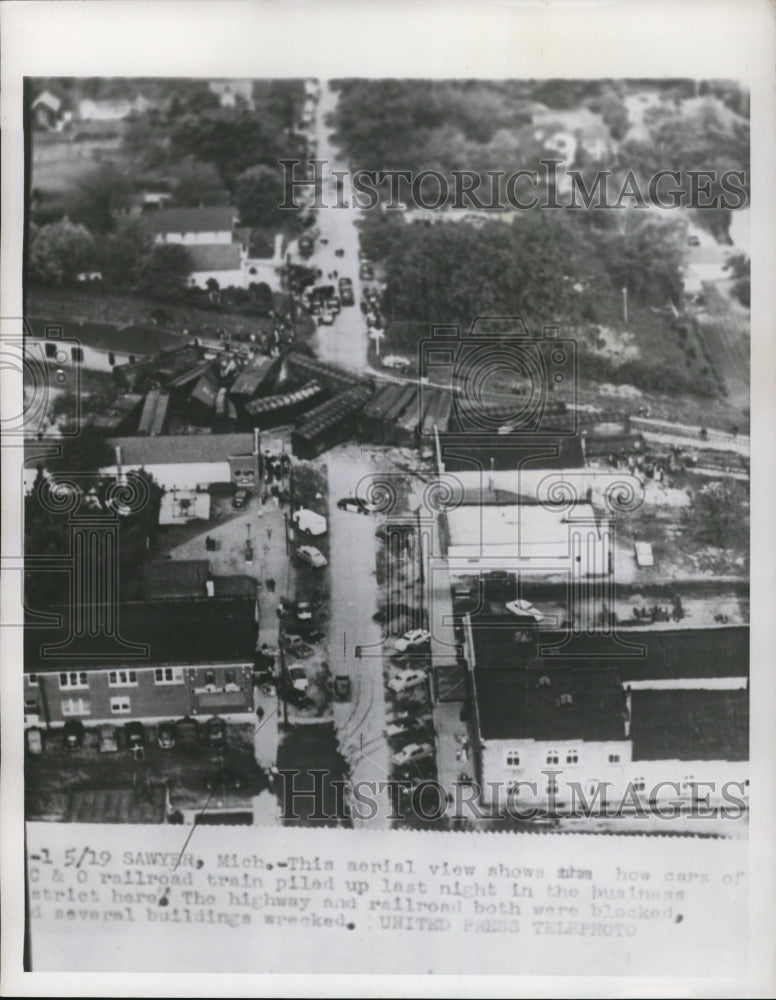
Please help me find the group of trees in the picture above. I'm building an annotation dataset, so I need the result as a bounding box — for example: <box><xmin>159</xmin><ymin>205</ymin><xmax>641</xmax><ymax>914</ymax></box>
<box><xmin>28</xmin><ymin>210</ymin><xmax>193</xmax><ymax>299</ymax></box>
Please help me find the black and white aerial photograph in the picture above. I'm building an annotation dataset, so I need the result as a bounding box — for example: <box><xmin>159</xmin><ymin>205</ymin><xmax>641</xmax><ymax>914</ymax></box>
<box><xmin>4</xmin><ymin>0</ymin><xmax>773</xmax><ymax>991</ymax></box>
<box><xmin>22</xmin><ymin>72</ymin><xmax>751</xmax><ymax>833</ymax></box>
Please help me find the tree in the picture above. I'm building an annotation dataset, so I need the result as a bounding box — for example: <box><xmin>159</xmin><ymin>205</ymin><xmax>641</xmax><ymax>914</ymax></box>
<box><xmin>685</xmin><ymin>480</ymin><xmax>748</xmax><ymax>550</ymax></box>
<box><xmin>99</xmin><ymin>215</ymin><xmax>154</xmax><ymax>289</ymax></box>
<box><xmin>171</xmin><ymin>157</ymin><xmax>225</xmax><ymax>206</ymax></box>
<box><xmin>69</xmin><ymin>161</ymin><xmax>133</xmax><ymax>233</ymax></box>
<box><xmin>135</xmin><ymin>243</ymin><xmax>193</xmax><ymax>300</ymax></box>
<box><xmin>28</xmin><ymin>217</ymin><xmax>94</xmax><ymax>284</ymax></box>
<box><xmin>234</xmin><ymin>165</ymin><xmax>287</xmax><ymax>227</ymax></box>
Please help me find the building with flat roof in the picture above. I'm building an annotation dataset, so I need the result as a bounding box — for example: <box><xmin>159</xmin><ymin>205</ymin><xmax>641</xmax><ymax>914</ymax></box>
<box><xmin>24</xmin><ymin>594</ymin><xmax>258</xmax><ymax>729</ymax></box>
<box><xmin>441</xmin><ymin>499</ymin><xmax>609</xmax><ymax>581</ymax></box>
<box><xmin>465</xmin><ymin>617</ymin><xmax>749</xmax><ymax>813</ymax></box>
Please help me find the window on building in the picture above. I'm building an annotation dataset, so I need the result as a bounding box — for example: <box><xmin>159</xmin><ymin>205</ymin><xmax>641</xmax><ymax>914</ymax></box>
<box><xmin>110</xmin><ymin>696</ymin><xmax>131</xmax><ymax>715</ymax></box>
<box><xmin>547</xmin><ymin>778</ymin><xmax>559</xmax><ymax>795</ymax></box>
<box><xmin>108</xmin><ymin>352</ymin><xmax>116</xmax><ymax>366</ymax></box>
<box><xmin>28</xmin><ymin>674</ymin><xmax>38</xmax><ymax>686</ymax></box>
<box><xmin>109</xmin><ymin>670</ymin><xmax>137</xmax><ymax>687</ymax></box>
<box><xmin>59</xmin><ymin>671</ymin><xmax>88</xmax><ymax>689</ymax></box>
<box><xmin>608</xmin><ymin>754</ymin><xmax>621</xmax><ymax>764</ymax></box>
<box><xmin>633</xmin><ymin>777</ymin><xmax>646</xmax><ymax>792</ymax></box>
<box><xmin>566</xmin><ymin>749</ymin><xmax>579</xmax><ymax>764</ymax></box>
<box><xmin>129</xmin><ymin>355</ymin><xmax>136</xmax><ymax>364</ymax></box>
<box><xmin>204</xmin><ymin>669</ymin><xmax>216</xmax><ymax>686</ymax></box>
<box><xmin>71</xmin><ymin>346</ymin><xmax>83</xmax><ymax>363</ymax></box>
<box><xmin>45</xmin><ymin>343</ymin><xmax>57</xmax><ymax>359</ymax></box>
<box><xmin>506</xmin><ymin>752</ymin><xmax>520</xmax><ymax>767</ymax></box>
<box><xmin>546</xmin><ymin>750</ymin><xmax>559</xmax><ymax>765</ymax></box>
<box><xmin>61</xmin><ymin>697</ymin><xmax>90</xmax><ymax>716</ymax></box>
<box><xmin>507</xmin><ymin>782</ymin><xmax>521</xmax><ymax>797</ymax></box>
<box><xmin>25</xmin><ymin>697</ymin><xmax>40</xmax><ymax>712</ymax></box>
<box><xmin>682</xmin><ymin>775</ymin><xmax>695</xmax><ymax>792</ymax></box>
<box><xmin>225</xmin><ymin>669</ymin><xmax>235</xmax><ymax>685</ymax></box>
<box><xmin>154</xmin><ymin>667</ymin><xmax>184</xmax><ymax>685</ymax></box>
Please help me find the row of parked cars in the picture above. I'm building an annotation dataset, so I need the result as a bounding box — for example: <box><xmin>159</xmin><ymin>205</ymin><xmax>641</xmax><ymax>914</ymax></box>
<box><xmin>27</xmin><ymin>715</ymin><xmax>230</xmax><ymax>755</ymax></box>
<box><xmin>384</xmin><ymin>627</ymin><xmax>437</xmax><ymax>774</ymax></box>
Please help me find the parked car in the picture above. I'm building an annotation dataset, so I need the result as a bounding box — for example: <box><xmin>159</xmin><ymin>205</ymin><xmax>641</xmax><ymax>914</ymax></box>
<box><xmin>337</xmin><ymin>496</ymin><xmax>372</xmax><ymax>515</ymax></box>
<box><xmin>395</xmin><ymin>629</ymin><xmax>431</xmax><ymax>653</ymax></box>
<box><xmin>99</xmin><ymin>724</ymin><xmax>119</xmax><ymax>753</ymax></box>
<box><xmin>288</xmin><ymin>664</ymin><xmax>309</xmax><ymax>694</ymax></box>
<box><xmin>26</xmin><ymin>727</ymin><xmax>44</xmax><ymax>755</ymax></box>
<box><xmin>205</xmin><ymin>716</ymin><xmax>227</xmax><ymax>749</ymax></box>
<box><xmin>392</xmin><ymin>742</ymin><xmax>434</xmax><ymax>766</ymax></box>
<box><xmin>292</xmin><ymin>508</ymin><xmax>327</xmax><ymax>537</ymax></box>
<box><xmin>335</xmin><ymin>247</ymin><xmax>345</xmax><ymax>258</ymax></box>
<box><xmin>505</xmin><ymin>599</ymin><xmax>544</xmax><ymax>621</ymax></box>
<box><xmin>334</xmin><ymin>675</ymin><xmax>352</xmax><ymax>701</ymax></box>
<box><xmin>297</xmin><ymin>545</ymin><xmax>328</xmax><ymax>568</ymax></box>
<box><xmin>359</xmin><ymin>261</ymin><xmax>375</xmax><ymax>280</ymax></box>
<box><xmin>125</xmin><ymin>721</ymin><xmax>146</xmax><ymax>749</ymax></box>
<box><xmin>294</xmin><ymin>599</ymin><xmax>314</xmax><ymax>621</ymax></box>
<box><xmin>175</xmin><ymin>716</ymin><xmax>200</xmax><ymax>751</ymax></box>
<box><xmin>687</xmin><ymin>235</ymin><xmax>701</xmax><ymax>247</ymax></box>
<box><xmin>382</xmin><ymin>355</ymin><xmax>411</xmax><ymax>373</ymax></box>
<box><xmin>338</xmin><ymin>277</ymin><xmax>355</xmax><ymax>305</ymax></box>
<box><xmin>295</xmin><ymin>622</ymin><xmax>325</xmax><ymax>644</ymax></box>
<box><xmin>232</xmin><ymin>489</ymin><xmax>250</xmax><ymax>510</ymax></box>
<box><xmin>298</xmin><ymin>235</ymin><xmax>314</xmax><ymax>258</ymax></box>
<box><xmin>385</xmin><ymin>713</ymin><xmax>433</xmax><ymax>738</ymax></box>
<box><xmin>280</xmin><ymin>633</ymin><xmax>315</xmax><ymax>658</ymax></box>
<box><xmin>326</xmin><ymin>296</ymin><xmax>341</xmax><ymax>315</ymax></box>
<box><xmin>63</xmin><ymin>719</ymin><xmax>85</xmax><ymax>750</ymax></box>
<box><xmin>388</xmin><ymin>670</ymin><xmax>426</xmax><ymax>693</ymax></box>
<box><xmin>318</xmin><ymin>311</ymin><xmax>335</xmax><ymax>326</ymax></box>
<box><xmin>157</xmin><ymin>723</ymin><xmax>176</xmax><ymax>750</ymax></box>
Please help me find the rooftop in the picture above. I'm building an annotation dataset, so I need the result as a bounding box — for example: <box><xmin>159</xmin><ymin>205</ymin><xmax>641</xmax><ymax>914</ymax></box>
<box><xmin>143</xmin><ymin>559</ymin><xmax>210</xmax><ymax>600</ymax></box>
<box><xmin>105</xmin><ymin>433</ymin><xmax>258</xmax><ymax>466</ymax></box>
<box><xmin>188</xmin><ymin>243</ymin><xmax>243</xmax><ymax>272</ymax></box>
<box><xmin>630</xmin><ymin>688</ymin><xmax>748</xmax><ymax>761</ymax></box>
<box><xmin>444</xmin><ymin>501</ymin><xmax>599</xmax><ymax>559</ymax></box>
<box><xmin>474</xmin><ymin>665</ymin><xmax>627</xmax><ymax>742</ymax></box>
<box><xmin>468</xmin><ymin>620</ymin><xmax>749</xmax><ymax>683</ymax></box>
<box><xmin>146</xmin><ymin>206</ymin><xmax>237</xmax><ymax>235</ymax></box>
<box><xmin>28</xmin><ymin>318</ymin><xmax>189</xmax><ymax>358</ymax></box>
<box><xmin>25</xmin><ymin>596</ymin><xmax>258</xmax><ymax>671</ymax></box>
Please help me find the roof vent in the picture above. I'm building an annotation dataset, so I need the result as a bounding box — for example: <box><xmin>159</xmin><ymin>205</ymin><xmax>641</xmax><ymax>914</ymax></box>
<box><xmin>538</xmin><ymin>675</ymin><xmax>552</xmax><ymax>687</ymax></box>
<box><xmin>558</xmin><ymin>692</ymin><xmax>574</xmax><ymax>706</ymax></box>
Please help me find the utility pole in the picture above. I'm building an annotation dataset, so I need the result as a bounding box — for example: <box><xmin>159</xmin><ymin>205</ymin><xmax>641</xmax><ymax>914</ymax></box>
<box><xmin>622</xmin><ymin>286</ymin><xmax>628</xmax><ymax>325</ymax></box>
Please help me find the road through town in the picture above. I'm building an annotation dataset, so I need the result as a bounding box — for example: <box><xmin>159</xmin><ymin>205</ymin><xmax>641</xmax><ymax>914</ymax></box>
<box><xmin>326</xmin><ymin>445</ymin><xmax>392</xmax><ymax>827</ymax></box>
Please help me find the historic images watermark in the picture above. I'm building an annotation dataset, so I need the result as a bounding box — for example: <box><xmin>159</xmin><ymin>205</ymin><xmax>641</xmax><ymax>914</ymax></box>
<box><xmin>278</xmin><ymin>770</ymin><xmax>749</xmax><ymax>824</ymax></box>
<box><xmin>280</xmin><ymin>158</ymin><xmax>749</xmax><ymax>212</ymax></box>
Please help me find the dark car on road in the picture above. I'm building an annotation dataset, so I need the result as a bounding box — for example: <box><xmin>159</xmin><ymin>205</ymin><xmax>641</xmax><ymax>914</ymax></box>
<box><xmin>206</xmin><ymin>716</ymin><xmax>227</xmax><ymax>750</ymax></box>
<box><xmin>63</xmin><ymin>719</ymin><xmax>85</xmax><ymax>750</ymax></box>
<box><xmin>175</xmin><ymin>716</ymin><xmax>200</xmax><ymax>752</ymax></box>
<box><xmin>126</xmin><ymin>721</ymin><xmax>146</xmax><ymax>749</ymax></box>
<box><xmin>359</xmin><ymin>261</ymin><xmax>374</xmax><ymax>280</ymax></box>
<box><xmin>338</xmin><ymin>277</ymin><xmax>355</xmax><ymax>306</ymax></box>
<box><xmin>337</xmin><ymin>496</ymin><xmax>372</xmax><ymax>515</ymax></box>
<box><xmin>232</xmin><ymin>488</ymin><xmax>250</xmax><ymax>510</ymax></box>
<box><xmin>334</xmin><ymin>676</ymin><xmax>352</xmax><ymax>701</ymax></box>
<box><xmin>157</xmin><ymin>722</ymin><xmax>176</xmax><ymax>750</ymax></box>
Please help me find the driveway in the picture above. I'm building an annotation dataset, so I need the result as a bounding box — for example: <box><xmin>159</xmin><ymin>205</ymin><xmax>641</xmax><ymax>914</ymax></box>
<box><xmin>326</xmin><ymin>445</ymin><xmax>392</xmax><ymax>826</ymax></box>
